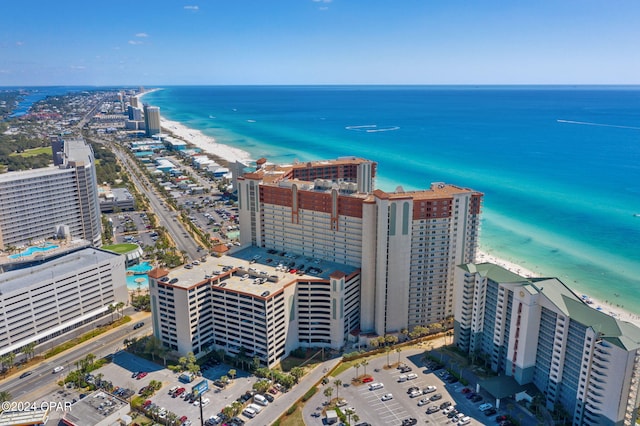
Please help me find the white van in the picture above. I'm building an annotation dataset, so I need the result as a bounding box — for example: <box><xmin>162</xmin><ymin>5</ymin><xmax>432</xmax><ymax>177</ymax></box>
<box><xmin>368</xmin><ymin>382</ymin><xmax>384</xmax><ymax>390</ymax></box>
<box><xmin>407</xmin><ymin>373</ymin><xmax>418</xmax><ymax>380</ymax></box>
<box><xmin>248</xmin><ymin>403</ymin><xmax>263</xmax><ymax>413</ymax></box>
<box><xmin>168</xmin><ymin>385</ymin><xmax>179</xmax><ymax>395</ymax></box>
<box><xmin>201</xmin><ymin>398</ymin><xmax>210</xmax><ymax>407</ymax></box>
<box><xmin>254</xmin><ymin>394</ymin><xmax>269</xmax><ymax>406</ymax></box>
<box><xmin>397</xmin><ymin>374</ymin><xmax>408</xmax><ymax>382</ymax></box>
<box><xmin>242</xmin><ymin>407</ymin><xmax>257</xmax><ymax>418</ymax></box>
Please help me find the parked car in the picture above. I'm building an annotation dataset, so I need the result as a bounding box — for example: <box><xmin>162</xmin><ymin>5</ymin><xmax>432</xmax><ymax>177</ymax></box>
<box><xmin>484</xmin><ymin>407</ymin><xmax>497</xmax><ymax>416</ymax></box>
<box><xmin>136</xmin><ymin>372</ymin><xmax>148</xmax><ymax>379</ymax></box>
<box><xmin>430</xmin><ymin>393</ymin><xmax>443</xmax><ymax>401</ymax></box>
<box><xmin>381</xmin><ymin>393</ymin><xmax>393</xmax><ymax>401</ymax></box>
<box><xmin>417</xmin><ymin>398</ymin><xmax>430</xmax><ymax>407</ymax></box>
<box><xmin>406</xmin><ymin>386</ymin><xmax>420</xmax><ymax>394</ymax></box>
<box><xmin>439</xmin><ymin>401</ymin><xmax>452</xmax><ymax>409</ymax></box>
<box><xmin>422</xmin><ymin>385</ymin><xmax>437</xmax><ymax>394</ymax></box>
<box><xmin>471</xmin><ymin>394</ymin><xmax>483</xmax><ymax>402</ymax></box>
<box><xmin>362</xmin><ymin>376</ymin><xmax>374</xmax><ymax>383</ymax></box>
<box><xmin>426</xmin><ymin>406</ymin><xmax>439</xmax><ymax>414</ymax></box>
<box><xmin>133</xmin><ymin>322</ymin><xmax>145</xmax><ymax>329</ymax></box>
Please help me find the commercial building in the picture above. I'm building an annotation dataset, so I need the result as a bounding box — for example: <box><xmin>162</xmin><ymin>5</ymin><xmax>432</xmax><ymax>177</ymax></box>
<box><xmin>0</xmin><ymin>138</ymin><xmax>102</xmax><ymax>250</ymax></box>
<box><xmin>454</xmin><ymin>263</ymin><xmax>640</xmax><ymax>426</ymax></box>
<box><xmin>237</xmin><ymin>157</ymin><xmax>482</xmax><ymax>336</ymax></box>
<box><xmin>148</xmin><ymin>246</ymin><xmax>359</xmax><ymax>367</ymax></box>
<box><xmin>144</xmin><ymin>105</ymin><xmax>161</xmax><ymax>137</ymax></box>
<box><xmin>0</xmin><ymin>243</ymin><xmax>128</xmax><ymax>357</ymax></box>
<box><xmin>61</xmin><ymin>391</ymin><xmax>130</xmax><ymax>426</ymax></box>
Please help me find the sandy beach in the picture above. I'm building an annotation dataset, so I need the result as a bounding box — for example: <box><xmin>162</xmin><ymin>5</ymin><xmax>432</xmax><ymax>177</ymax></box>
<box><xmin>476</xmin><ymin>251</ymin><xmax>640</xmax><ymax>328</ymax></box>
<box><xmin>137</xmin><ymin>88</ymin><xmax>253</xmax><ymax>165</ymax></box>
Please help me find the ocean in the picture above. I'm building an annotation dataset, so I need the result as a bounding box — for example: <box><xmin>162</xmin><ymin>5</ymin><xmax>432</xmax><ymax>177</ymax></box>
<box><xmin>146</xmin><ymin>86</ymin><xmax>640</xmax><ymax>313</ymax></box>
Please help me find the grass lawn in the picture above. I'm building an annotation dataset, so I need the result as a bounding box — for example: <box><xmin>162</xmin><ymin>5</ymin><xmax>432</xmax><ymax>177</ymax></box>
<box><xmin>102</xmin><ymin>243</ymin><xmax>139</xmax><ymax>254</ymax></box>
<box><xmin>278</xmin><ymin>405</ymin><xmax>305</xmax><ymax>426</ymax></box>
<box><xmin>9</xmin><ymin>146</ymin><xmax>52</xmax><ymax>157</ymax></box>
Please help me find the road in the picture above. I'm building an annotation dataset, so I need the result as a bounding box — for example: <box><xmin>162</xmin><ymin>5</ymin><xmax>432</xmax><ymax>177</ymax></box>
<box><xmin>1</xmin><ymin>309</ymin><xmax>151</xmax><ymax>401</ymax></box>
<box><xmin>97</xmin><ymin>139</ymin><xmax>202</xmax><ymax>262</ymax></box>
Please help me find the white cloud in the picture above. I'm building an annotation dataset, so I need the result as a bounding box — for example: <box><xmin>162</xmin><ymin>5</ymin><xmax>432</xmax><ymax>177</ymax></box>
<box><xmin>184</xmin><ymin>5</ymin><xmax>199</xmax><ymax>10</ymax></box>
<box><xmin>312</xmin><ymin>0</ymin><xmax>332</xmax><ymax>3</ymax></box>
<box><xmin>128</xmin><ymin>40</ymin><xmax>143</xmax><ymax>45</ymax></box>
<box><xmin>16</xmin><ymin>41</ymin><xmax>24</xmax><ymax>47</ymax></box>
<box><xmin>70</xmin><ymin>65</ymin><xmax>86</xmax><ymax>70</ymax></box>
<box><xmin>135</xmin><ymin>33</ymin><xmax>149</xmax><ymax>38</ymax></box>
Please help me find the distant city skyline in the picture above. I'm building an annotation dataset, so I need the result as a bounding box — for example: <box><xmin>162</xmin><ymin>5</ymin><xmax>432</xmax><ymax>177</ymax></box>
<box><xmin>1</xmin><ymin>0</ymin><xmax>639</xmax><ymax>86</ymax></box>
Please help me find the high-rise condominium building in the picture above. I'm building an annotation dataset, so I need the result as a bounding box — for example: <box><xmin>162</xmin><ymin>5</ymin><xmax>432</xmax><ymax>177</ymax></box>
<box><xmin>237</xmin><ymin>157</ymin><xmax>482</xmax><ymax>336</ymax></box>
<box><xmin>144</xmin><ymin>105</ymin><xmax>161</xmax><ymax>137</ymax></box>
<box><xmin>0</xmin><ymin>138</ymin><xmax>102</xmax><ymax>249</ymax></box>
<box><xmin>454</xmin><ymin>263</ymin><xmax>640</xmax><ymax>426</ymax></box>
<box><xmin>0</xmin><ymin>243</ymin><xmax>128</xmax><ymax>358</ymax></box>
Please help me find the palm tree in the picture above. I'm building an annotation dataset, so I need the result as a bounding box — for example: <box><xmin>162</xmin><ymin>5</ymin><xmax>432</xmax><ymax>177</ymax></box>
<box><xmin>107</xmin><ymin>304</ymin><xmax>116</xmax><ymax>323</ymax></box>
<box><xmin>361</xmin><ymin>360</ymin><xmax>369</xmax><ymax>376</ymax></box>
<box><xmin>324</xmin><ymin>387</ymin><xmax>333</xmax><ymax>403</ymax></box>
<box><xmin>385</xmin><ymin>347</ymin><xmax>392</xmax><ymax>367</ymax></box>
<box><xmin>23</xmin><ymin>342</ymin><xmax>36</xmax><ymax>361</ymax></box>
<box><xmin>345</xmin><ymin>408</ymin><xmax>355</xmax><ymax>424</ymax></box>
<box><xmin>334</xmin><ymin>379</ymin><xmax>342</xmax><ymax>400</ymax></box>
<box><xmin>116</xmin><ymin>301</ymin><xmax>125</xmax><ymax>319</ymax></box>
<box><xmin>0</xmin><ymin>390</ymin><xmax>12</xmax><ymax>403</ymax></box>
<box><xmin>354</xmin><ymin>361</ymin><xmax>361</xmax><ymax>379</ymax></box>
<box><xmin>228</xmin><ymin>369</ymin><xmax>237</xmax><ymax>380</ymax></box>
<box><xmin>396</xmin><ymin>347</ymin><xmax>402</xmax><ymax>366</ymax></box>
<box><xmin>352</xmin><ymin>413</ymin><xmax>360</xmax><ymax>424</ymax></box>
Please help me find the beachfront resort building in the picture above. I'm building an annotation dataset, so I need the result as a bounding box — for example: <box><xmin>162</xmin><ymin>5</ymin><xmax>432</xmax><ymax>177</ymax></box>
<box><xmin>453</xmin><ymin>263</ymin><xmax>640</xmax><ymax>426</ymax></box>
<box><xmin>0</xmin><ymin>242</ymin><xmax>128</xmax><ymax>358</ymax></box>
<box><xmin>0</xmin><ymin>138</ymin><xmax>102</xmax><ymax>250</ymax></box>
<box><xmin>144</xmin><ymin>105</ymin><xmax>161</xmax><ymax>137</ymax></box>
<box><xmin>237</xmin><ymin>157</ymin><xmax>482</xmax><ymax>336</ymax></box>
<box><xmin>147</xmin><ymin>247</ymin><xmax>359</xmax><ymax>367</ymax></box>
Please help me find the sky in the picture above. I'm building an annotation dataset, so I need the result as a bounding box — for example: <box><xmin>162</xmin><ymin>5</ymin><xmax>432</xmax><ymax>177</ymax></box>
<box><xmin>1</xmin><ymin>0</ymin><xmax>639</xmax><ymax>86</ymax></box>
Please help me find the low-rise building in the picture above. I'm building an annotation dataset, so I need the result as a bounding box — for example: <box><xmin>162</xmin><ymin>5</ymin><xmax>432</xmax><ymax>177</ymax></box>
<box><xmin>61</xmin><ymin>391</ymin><xmax>130</xmax><ymax>426</ymax></box>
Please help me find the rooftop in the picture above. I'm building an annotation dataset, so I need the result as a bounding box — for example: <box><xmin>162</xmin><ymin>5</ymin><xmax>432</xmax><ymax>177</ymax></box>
<box><xmin>62</xmin><ymin>391</ymin><xmax>129</xmax><ymax>426</ymax></box>
<box><xmin>151</xmin><ymin>246</ymin><xmax>358</xmax><ymax>297</ymax></box>
<box><xmin>461</xmin><ymin>262</ymin><xmax>640</xmax><ymax>351</ymax></box>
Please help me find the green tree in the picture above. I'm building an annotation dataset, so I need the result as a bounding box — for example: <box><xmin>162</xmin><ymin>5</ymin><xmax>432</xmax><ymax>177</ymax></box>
<box><xmin>290</xmin><ymin>366</ymin><xmax>304</xmax><ymax>384</ymax></box>
<box><xmin>324</xmin><ymin>387</ymin><xmax>333</xmax><ymax>403</ymax></box>
<box><xmin>396</xmin><ymin>347</ymin><xmax>402</xmax><ymax>365</ymax></box>
<box><xmin>361</xmin><ymin>360</ymin><xmax>369</xmax><ymax>376</ymax></box>
<box><xmin>22</xmin><ymin>342</ymin><xmax>36</xmax><ymax>360</ymax></box>
<box><xmin>354</xmin><ymin>361</ymin><xmax>361</xmax><ymax>379</ymax></box>
<box><xmin>228</xmin><ymin>369</ymin><xmax>237</xmax><ymax>380</ymax></box>
<box><xmin>0</xmin><ymin>390</ymin><xmax>12</xmax><ymax>403</ymax></box>
<box><xmin>252</xmin><ymin>380</ymin><xmax>271</xmax><ymax>394</ymax></box>
<box><xmin>107</xmin><ymin>304</ymin><xmax>116</xmax><ymax>322</ymax></box>
<box><xmin>334</xmin><ymin>379</ymin><xmax>342</xmax><ymax>400</ymax></box>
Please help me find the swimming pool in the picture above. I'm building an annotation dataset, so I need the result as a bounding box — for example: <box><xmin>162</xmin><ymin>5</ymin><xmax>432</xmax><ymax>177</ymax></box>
<box><xmin>9</xmin><ymin>243</ymin><xmax>59</xmax><ymax>259</ymax></box>
<box><xmin>127</xmin><ymin>261</ymin><xmax>153</xmax><ymax>274</ymax></box>
<box><xmin>127</xmin><ymin>273</ymin><xmax>149</xmax><ymax>291</ymax></box>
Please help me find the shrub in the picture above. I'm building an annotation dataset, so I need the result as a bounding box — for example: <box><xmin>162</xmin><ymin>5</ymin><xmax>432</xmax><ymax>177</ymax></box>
<box><xmin>286</xmin><ymin>404</ymin><xmax>297</xmax><ymax>415</ymax></box>
<box><xmin>302</xmin><ymin>387</ymin><xmax>316</xmax><ymax>401</ymax></box>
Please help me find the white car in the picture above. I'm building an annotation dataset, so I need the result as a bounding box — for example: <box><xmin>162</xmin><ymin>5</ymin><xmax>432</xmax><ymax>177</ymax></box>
<box><xmin>443</xmin><ymin>406</ymin><xmax>455</xmax><ymax>415</ymax></box>
<box><xmin>417</xmin><ymin>398</ymin><xmax>430</xmax><ymax>407</ymax></box>
<box><xmin>52</xmin><ymin>366</ymin><xmax>64</xmax><ymax>374</ymax></box>
<box><xmin>409</xmin><ymin>390</ymin><xmax>422</xmax><ymax>398</ymax></box>
<box><xmin>457</xmin><ymin>416</ymin><xmax>471</xmax><ymax>425</ymax></box>
<box><xmin>422</xmin><ymin>385</ymin><xmax>437</xmax><ymax>394</ymax></box>
<box><xmin>381</xmin><ymin>393</ymin><xmax>393</xmax><ymax>401</ymax></box>
<box><xmin>478</xmin><ymin>403</ymin><xmax>494</xmax><ymax>412</ymax></box>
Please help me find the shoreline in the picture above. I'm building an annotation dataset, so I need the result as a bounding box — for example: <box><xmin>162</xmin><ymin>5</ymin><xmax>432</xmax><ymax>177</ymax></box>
<box><xmin>138</xmin><ymin>88</ymin><xmax>253</xmax><ymax>166</ymax></box>
<box><xmin>476</xmin><ymin>250</ymin><xmax>640</xmax><ymax>328</ymax></box>
<box><xmin>136</xmin><ymin>88</ymin><xmax>640</xmax><ymax>329</ymax></box>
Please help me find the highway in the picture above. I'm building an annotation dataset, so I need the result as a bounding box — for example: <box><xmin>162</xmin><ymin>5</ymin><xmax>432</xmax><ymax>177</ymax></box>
<box><xmin>1</xmin><ymin>310</ymin><xmax>151</xmax><ymax>401</ymax></box>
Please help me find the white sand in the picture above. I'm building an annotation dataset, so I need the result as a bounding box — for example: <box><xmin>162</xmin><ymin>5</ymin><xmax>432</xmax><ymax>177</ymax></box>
<box><xmin>160</xmin><ymin>117</ymin><xmax>252</xmax><ymax>165</ymax></box>
<box><xmin>137</xmin><ymin>88</ymin><xmax>253</xmax><ymax>165</ymax></box>
<box><xmin>476</xmin><ymin>251</ymin><xmax>640</xmax><ymax>328</ymax></box>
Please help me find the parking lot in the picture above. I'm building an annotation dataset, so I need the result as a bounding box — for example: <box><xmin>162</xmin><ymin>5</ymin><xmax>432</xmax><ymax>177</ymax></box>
<box><xmin>90</xmin><ymin>351</ymin><xmax>262</xmax><ymax>423</ymax></box>
<box><xmin>305</xmin><ymin>350</ymin><xmax>507</xmax><ymax>426</ymax></box>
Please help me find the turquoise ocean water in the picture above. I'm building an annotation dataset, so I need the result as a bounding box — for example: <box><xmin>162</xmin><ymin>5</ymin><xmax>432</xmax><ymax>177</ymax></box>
<box><xmin>144</xmin><ymin>86</ymin><xmax>640</xmax><ymax>313</ymax></box>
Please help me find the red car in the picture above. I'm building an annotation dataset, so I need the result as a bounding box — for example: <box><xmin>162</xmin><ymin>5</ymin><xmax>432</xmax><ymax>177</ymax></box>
<box><xmin>142</xmin><ymin>400</ymin><xmax>152</xmax><ymax>408</ymax></box>
<box><xmin>174</xmin><ymin>387</ymin><xmax>186</xmax><ymax>397</ymax></box>
<box><xmin>362</xmin><ymin>376</ymin><xmax>374</xmax><ymax>383</ymax></box>
<box><xmin>179</xmin><ymin>416</ymin><xmax>188</xmax><ymax>423</ymax></box>
<box><xmin>136</xmin><ymin>372</ymin><xmax>148</xmax><ymax>379</ymax></box>
<box><xmin>461</xmin><ymin>387</ymin><xmax>472</xmax><ymax>394</ymax></box>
